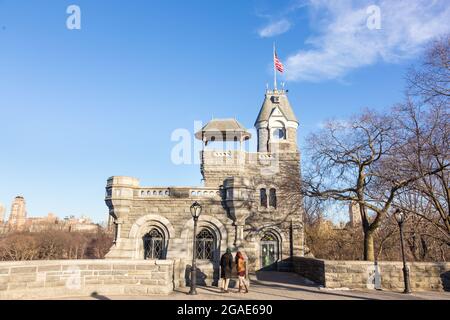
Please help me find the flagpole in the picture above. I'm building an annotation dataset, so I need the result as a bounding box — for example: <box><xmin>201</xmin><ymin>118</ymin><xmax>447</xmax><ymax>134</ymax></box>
<box><xmin>273</xmin><ymin>43</ymin><xmax>277</xmax><ymax>90</ymax></box>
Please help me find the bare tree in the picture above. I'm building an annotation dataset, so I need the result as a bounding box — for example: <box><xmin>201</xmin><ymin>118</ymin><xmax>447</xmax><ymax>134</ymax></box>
<box><xmin>302</xmin><ymin>108</ymin><xmax>446</xmax><ymax>261</ymax></box>
<box><xmin>392</xmin><ymin>102</ymin><xmax>450</xmax><ymax>238</ymax></box>
<box><xmin>407</xmin><ymin>35</ymin><xmax>450</xmax><ymax>104</ymax></box>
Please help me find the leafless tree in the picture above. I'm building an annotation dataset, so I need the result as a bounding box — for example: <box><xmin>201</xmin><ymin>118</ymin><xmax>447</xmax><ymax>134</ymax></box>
<box><xmin>407</xmin><ymin>35</ymin><xmax>450</xmax><ymax>104</ymax></box>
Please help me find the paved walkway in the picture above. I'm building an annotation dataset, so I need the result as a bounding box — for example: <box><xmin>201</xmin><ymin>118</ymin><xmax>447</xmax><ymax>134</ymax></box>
<box><xmin>62</xmin><ymin>271</ymin><xmax>450</xmax><ymax>300</ymax></box>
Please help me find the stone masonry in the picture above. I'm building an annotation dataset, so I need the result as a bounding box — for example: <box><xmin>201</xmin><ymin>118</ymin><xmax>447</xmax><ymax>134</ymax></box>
<box><xmin>0</xmin><ymin>259</ymin><xmax>174</xmax><ymax>299</ymax></box>
<box><xmin>293</xmin><ymin>257</ymin><xmax>450</xmax><ymax>292</ymax></box>
<box><xmin>104</xmin><ymin>89</ymin><xmax>305</xmax><ymax>287</ymax></box>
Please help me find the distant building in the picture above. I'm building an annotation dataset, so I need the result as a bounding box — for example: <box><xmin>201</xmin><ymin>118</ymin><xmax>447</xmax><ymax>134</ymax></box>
<box><xmin>348</xmin><ymin>201</ymin><xmax>362</xmax><ymax>228</ymax></box>
<box><xmin>63</xmin><ymin>215</ymin><xmax>99</xmax><ymax>233</ymax></box>
<box><xmin>3</xmin><ymin>196</ymin><xmax>99</xmax><ymax>233</ymax></box>
<box><xmin>7</xmin><ymin>196</ymin><xmax>27</xmax><ymax>231</ymax></box>
<box><xmin>0</xmin><ymin>202</ymin><xmax>5</xmax><ymax>223</ymax></box>
<box><xmin>0</xmin><ymin>203</ymin><xmax>6</xmax><ymax>234</ymax></box>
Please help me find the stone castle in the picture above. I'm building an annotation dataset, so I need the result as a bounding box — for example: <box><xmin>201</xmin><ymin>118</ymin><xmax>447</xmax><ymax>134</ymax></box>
<box><xmin>104</xmin><ymin>88</ymin><xmax>305</xmax><ymax>286</ymax></box>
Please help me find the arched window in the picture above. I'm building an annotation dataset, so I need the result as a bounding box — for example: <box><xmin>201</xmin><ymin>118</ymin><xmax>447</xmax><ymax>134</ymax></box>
<box><xmin>269</xmin><ymin>188</ymin><xmax>277</xmax><ymax>208</ymax></box>
<box><xmin>260</xmin><ymin>188</ymin><xmax>268</xmax><ymax>208</ymax></box>
<box><xmin>196</xmin><ymin>229</ymin><xmax>215</xmax><ymax>261</ymax></box>
<box><xmin>143</xmin><ymin>228</ymin><xmax>165</xmax><ymax>259</ymax></box>
<box><xmin>272</xmin><ymin>128</ymin><xmax>286</xmax><ymax>140</ymax></box>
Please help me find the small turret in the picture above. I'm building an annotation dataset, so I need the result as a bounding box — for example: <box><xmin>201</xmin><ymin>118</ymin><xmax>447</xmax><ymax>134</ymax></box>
<box><xmin>255</xmin><ymin>89</ymin><xmax>299</xmax><ymax>153</ymax></box>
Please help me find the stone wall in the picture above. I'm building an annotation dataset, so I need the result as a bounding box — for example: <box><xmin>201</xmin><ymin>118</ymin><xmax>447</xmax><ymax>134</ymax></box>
<box><xmin>293</xmin><ymin>257</ymin><xmax>450</xmax><ymax>292</ymax></box>
<box><xmin>0</xmin><ymin>259</ymin><xmax>174</xmax><ymax>299</ymax></box>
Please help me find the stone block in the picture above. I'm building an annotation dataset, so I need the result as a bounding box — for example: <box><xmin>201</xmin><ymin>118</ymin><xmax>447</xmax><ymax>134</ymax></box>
<box><xmin>103</xmin><ymin>279</ymin><xmax>123</xmax><ymax>285</ymax></box>
<box><xmin>133</xmin><ymin>275</ymin><xmax>152</xmax><ymax>280</ymax></box>
<box><xmin>147</xmin><ymin>286</ymin><xmax>171</xmax><ymax>294</ymax></box>
<box><xmin>140</xmin><ymin>280</ymin><xmax>158</xmax><ymax>285</ymax></box>
<box><xmin>38</xmin><ymin>265</ymin><xmax>62</xmax><ymax>272</ymax></box>
<box><xmin>124</xmin><ymin>286</ymin><xmax>148</xmax><ymax>294</ymax></box>
<box><xmin>85</xmin><ymin>279</ymin><xmax>102</xmax><ymax>285</ymax></box>
<box><xmin>8</xmin><ymin>282</ymin><xmax>26</xmax><ymax>290</ymax></box>
<box><xmin>113</xmin><ymin>264</ymin><xmax>134</xmax><ymax>271</ymax></box>
<box><xmin>10</xmin><ymin>266</ymin><xmax>37</xmax><ymax>274</ymax></box>
<box><xmin>9</xmin><ymin>274</ymin><xmax>37</xmax><ymax>283</ymax></box>
<box><xmin>45</xmin><ymin>280</ymin><xmax>66</xmax><ymax>287</ymax></box>
<box><xmin>0</xmin><ymin>269</ymin><xmax>9</xmax><ymax>275</ymax></box>
<box><xmin>26</xmin><ymin>281</ymin><xmax>46</xmax><ymax>289</ymax></box>
<box><xmin>62</xmin><ymin>265</ymin><xmax>88</xmax><ymax>270</ymax></box>
<box><xmin>136</xmin><ymin>265</ymin><xmax>158</xmax><ymax>271</ymax></box>
<box><xmin>88</xmin><ymin>265</ymin><xmax>112</xmax><ymax>270</ymax></box>
<box><xmin>151</xmin><ymin>272</ymin><xmax>167</xmax><ymax>280</ymax></box>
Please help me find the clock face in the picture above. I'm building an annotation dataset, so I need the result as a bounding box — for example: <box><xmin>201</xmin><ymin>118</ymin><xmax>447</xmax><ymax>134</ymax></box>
<box><xmin>272</xmin><ymin>128</ymin><xmax>285</xmax><ymax>140</ymax></box>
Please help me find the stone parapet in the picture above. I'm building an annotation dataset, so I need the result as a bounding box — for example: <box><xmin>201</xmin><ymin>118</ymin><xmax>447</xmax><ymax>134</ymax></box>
<box><xmin>0</xmin><ymin>259</ymin><xmax>174</xmax><ymax>299</ymax></box>
<box><xmin>292</xmin><ymin>257</ymin><xmax>450</xmax><ymax>292</ymax></box>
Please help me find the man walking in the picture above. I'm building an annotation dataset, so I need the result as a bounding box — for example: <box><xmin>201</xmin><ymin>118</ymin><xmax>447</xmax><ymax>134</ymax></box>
<box><xmin>220</xmin><ymin>248</ymin><xmax>233</xmax><ymax>293</ymax></box>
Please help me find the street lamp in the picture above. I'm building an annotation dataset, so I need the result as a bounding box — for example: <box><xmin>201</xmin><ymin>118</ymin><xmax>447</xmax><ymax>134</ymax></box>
<box><xmin>188</xmin><ymin>201</ymin><xmax>202</xmax><ymax>295</ymax></box>
<box><xmin>394</xmin><ymin>209</ymin><xmax>411</xmax><ymax>294</ymax></box>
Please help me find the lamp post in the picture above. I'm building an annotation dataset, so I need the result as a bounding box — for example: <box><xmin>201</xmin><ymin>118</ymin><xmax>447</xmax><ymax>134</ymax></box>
<box><xmin>189</xmin><ymin>201</ymin><xmax>202</xmax><ymax>295</ymax></box>
<box><xmin>394</xmin><ymin>209</ymin><xmax>411</xmax><ymax>294</ymax></box>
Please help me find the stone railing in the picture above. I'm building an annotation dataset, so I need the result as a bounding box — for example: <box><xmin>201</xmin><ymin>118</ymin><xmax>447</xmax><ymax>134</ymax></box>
<box><xmin>138</xmin><ymin>188</ymin><xmax>170</xmax><ymax>198</ymax></box>
<box><xmin>292</xmin><ymin>257</ymin><xmax>450</xmax><ymax>292</ymax></box>
<box><xmin>134</xmin><ymin>187</ymin><xmax>221</xmax><ymax>199</ymax></box>
<box><xmin>0</xmin><ymin>259</ymin><xmax>174</xmax><ymax>299</ymax></box>
<box><xmin>189</xmin><ymin>188</ymin><xmax>221</xmax><ymax>198</ymax></box>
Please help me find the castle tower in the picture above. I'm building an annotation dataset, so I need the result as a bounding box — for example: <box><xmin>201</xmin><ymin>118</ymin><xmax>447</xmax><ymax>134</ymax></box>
<box><xmin>196</xmin><ymin>118</ymin><xmax>252</xmax><ymax>187</ymax></box>
<box><xmin>8</xmin><ymin>196</ymin><xmax>27</xmax><ymax>231</ymax></box>
<box><xmin>255</xmin><ymin>89</ymin><xmax>299</xmax><ymax>153</ymax></box>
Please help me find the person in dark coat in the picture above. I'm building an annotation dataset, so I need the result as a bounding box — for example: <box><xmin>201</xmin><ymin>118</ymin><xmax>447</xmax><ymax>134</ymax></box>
<box><xmin>220</xmin><ymin>248</ymin><xmax>233</xmax><ymax>293</ymax></box>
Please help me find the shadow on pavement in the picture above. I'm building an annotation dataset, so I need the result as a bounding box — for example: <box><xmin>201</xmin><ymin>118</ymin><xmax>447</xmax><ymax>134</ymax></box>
<box><xmin>90</xmin><ymin>292</ymin><xmax>111</xmax><ymax>300</ymax></box>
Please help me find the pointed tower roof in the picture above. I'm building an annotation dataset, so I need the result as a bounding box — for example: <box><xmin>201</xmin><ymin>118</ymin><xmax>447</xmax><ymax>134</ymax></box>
<box><xmin>255</xmin><ymin>89</ymin><xmax>298</xmax><ymax>126</ymax></box>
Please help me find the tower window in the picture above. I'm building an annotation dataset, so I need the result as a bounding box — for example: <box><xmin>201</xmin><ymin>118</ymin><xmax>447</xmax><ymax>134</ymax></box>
<box><xmin>260</xmin><ymin>188</ymin><xmax>268</xmax><ymax>208</ymax></box>
<box><xmin>272</xmin><ymin>96</ymin><xmax>280</xmax><ymax>103</ymax></box>
<box><xmin>273</xmin><ymin>128</ymin><xmax>286</xmax><ymax>140</ymax></box>
<box><xmin>269</xmin><ymin>188</ymin><xmax>277</xmax><ymax>209</ymax></box>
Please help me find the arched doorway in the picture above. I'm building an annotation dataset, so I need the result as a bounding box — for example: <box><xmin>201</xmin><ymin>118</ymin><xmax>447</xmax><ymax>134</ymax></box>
<box><xmin>260</xmin><ymin>232</ymin><xmax>279</xmax><ymax>270</ymax></box>
<box><xmin>143</xmin><ymin>228</ymin><xmax>165</xmax><ymax>259</ymax></box>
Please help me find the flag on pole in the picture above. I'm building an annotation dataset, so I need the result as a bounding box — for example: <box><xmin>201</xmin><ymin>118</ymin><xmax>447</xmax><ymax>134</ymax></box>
<box><xmin>274</xmin><ymin>51</ymin><xmax>284</xmax><ymax>73</ymax></box>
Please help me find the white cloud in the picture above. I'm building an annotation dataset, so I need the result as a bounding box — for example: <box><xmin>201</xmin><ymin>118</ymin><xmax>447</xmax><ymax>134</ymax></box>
<box><xmin>258</xmin><ymin>19</ymin><xmax>292</xmax><ymax>38</ymax></box>
<box><xmin>284</xmin><ymin>0</ymin><xmax>450</xmax><ymax>82</ymax></box>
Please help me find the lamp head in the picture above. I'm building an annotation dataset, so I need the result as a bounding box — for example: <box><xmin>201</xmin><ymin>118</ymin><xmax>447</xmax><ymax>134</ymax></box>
<box><xmin>190</xmin><ymin>201</ymin><xmax>202</xmax><ymax>219</ymax></box>
<box><xmin>394</xmin><ymin>209</ymin><xmax>405</xmax><ymax>225</ymax></box>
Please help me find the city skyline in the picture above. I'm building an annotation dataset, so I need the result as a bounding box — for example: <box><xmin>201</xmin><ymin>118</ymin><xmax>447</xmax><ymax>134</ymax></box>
<box><xmin>1</xmin><ymin>1</ymin><xmax>449</xmax><ymax>222</ymax></box>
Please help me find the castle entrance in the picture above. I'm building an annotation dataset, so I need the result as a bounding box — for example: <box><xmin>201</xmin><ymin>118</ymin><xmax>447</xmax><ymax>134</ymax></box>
<box><xmin>260</xmin><ymin>233</ymin><xmax>279</xmax><ymax>270</ymax></box>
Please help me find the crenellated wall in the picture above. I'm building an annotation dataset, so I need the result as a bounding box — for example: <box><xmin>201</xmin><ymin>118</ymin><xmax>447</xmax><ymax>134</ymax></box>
<box><xmin>0</xmin><ymin>259</ymin><xmax>174</xmax><ymax>299</ymax></box>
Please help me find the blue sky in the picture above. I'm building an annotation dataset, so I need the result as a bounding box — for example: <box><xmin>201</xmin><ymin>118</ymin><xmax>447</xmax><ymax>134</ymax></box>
<box><xmin>0</xmin><ymin>0</ymin><xmax>449</xmax><ymax>222</ymax></box>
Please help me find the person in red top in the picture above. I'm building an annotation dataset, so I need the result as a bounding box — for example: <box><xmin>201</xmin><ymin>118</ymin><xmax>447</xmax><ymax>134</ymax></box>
<box><xmin>235</xmin><ymin>251</ymin><xmax>249</xmax><ymax>293</ymax></box>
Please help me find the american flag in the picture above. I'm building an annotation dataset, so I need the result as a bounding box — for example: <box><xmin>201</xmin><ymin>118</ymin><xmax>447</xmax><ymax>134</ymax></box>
<box><xmin>274</xmin><ymin>51</ymin><xmax>284</xmax><ymax>73</ymax></box>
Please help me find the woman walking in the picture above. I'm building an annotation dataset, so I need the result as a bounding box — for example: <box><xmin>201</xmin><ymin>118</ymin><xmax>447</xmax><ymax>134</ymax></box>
<box><xmin>235</xmin><ymin>251</ymin><xmax>249</xmax><ymax>293</ymax></box>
